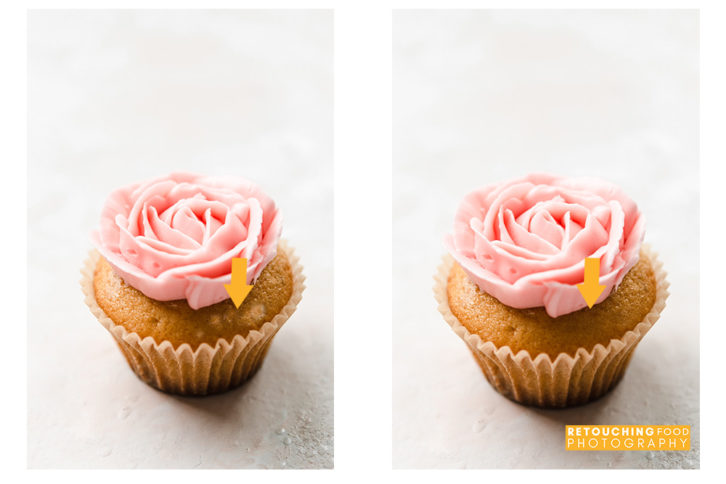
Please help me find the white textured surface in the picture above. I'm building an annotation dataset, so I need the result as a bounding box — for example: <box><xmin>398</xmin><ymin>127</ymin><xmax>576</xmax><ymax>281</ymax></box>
<box><xmin>393</xmin><ymin>10</ymin><xmax>699</xmax><ymax>469</ymax></box>
<box><xmin>28</xmin><ymin>10</ymin><xmax>333</xmax><ymax>469</ymax></box>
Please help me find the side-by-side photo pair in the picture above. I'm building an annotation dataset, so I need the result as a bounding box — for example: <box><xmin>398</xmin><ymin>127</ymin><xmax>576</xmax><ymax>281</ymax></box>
<box><xmin>26</xmin><ymin>8</ymin><xmax>699</xmax><ymax>470</ymax></box>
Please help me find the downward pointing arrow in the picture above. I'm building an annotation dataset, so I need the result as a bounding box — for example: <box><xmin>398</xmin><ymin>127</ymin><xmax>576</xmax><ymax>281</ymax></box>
<box><xmin>224</xmin><ymin>258</ymin><xmax>254</xmax><ymax>309</ymax></box>
<box><xmin>576</xmin><ymin>257</ymin><xmax>606</xmax><ymax>309</ymax></box>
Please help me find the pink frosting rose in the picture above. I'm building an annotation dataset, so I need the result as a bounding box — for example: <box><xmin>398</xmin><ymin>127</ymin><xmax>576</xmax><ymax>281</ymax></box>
<box><xmin>444</xmin><ymin>173</ymin><xmax>645</xmax><ymax>318</ymax></box>
<box><xmin>92</xmin><ymin>172</ymin><xmax>282</xmax><ymax>309</ymax></box>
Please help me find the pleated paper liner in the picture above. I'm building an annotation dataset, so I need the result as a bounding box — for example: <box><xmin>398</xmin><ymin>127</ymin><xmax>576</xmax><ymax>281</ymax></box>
<box><xmin>434</xmin><ymin>244</ymin><xmax>669</xmax><ymax>408</ymax></box>
<box><xmin>81</xmin><ymin>240</ymin><xmax>305</xmax><ymax>396</ymax></box>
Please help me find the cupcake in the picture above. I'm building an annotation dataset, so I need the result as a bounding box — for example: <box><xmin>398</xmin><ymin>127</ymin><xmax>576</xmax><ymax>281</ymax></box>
<box><xmin>81</xmin><ymin>172</ymin><xmax>304</xmax><ymax>396</ymax></box>
<box><xmin>435</xmin><ymin>173</ymin><xmax>668</xmax><ymax>408</ymax></box>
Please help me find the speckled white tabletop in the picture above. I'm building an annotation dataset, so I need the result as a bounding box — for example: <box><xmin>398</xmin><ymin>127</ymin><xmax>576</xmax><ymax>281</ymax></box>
<box><xmin>392</xmin><ymin>10</ymin><xmax>699</xmax><ymax>469</ymax></box>
<box><xmin>28</xmin><ymin>10</ymin><xmax>333</xmax><ymax>469</ymax></box>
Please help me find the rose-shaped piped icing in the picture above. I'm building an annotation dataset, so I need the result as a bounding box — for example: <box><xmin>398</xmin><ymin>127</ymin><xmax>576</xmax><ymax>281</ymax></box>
<box><xmin>444</xmin><ymin>174</ymin><xmax>645</xmax><ymax>318</ymax></box>
<box><xmin>92</xmin><ymin>172</ymin><xmax>282</xmax><ymax>309</ymax></box>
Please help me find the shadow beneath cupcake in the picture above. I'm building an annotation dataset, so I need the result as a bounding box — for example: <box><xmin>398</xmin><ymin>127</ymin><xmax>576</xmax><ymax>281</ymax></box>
<box><xmin>528</xmin><ymin>388</ymin><xmax>617</xmax><ymax>424</ymax></box>
<box><xmin>163</xmin><ymin>379</ymin><xmax>260</xmax><ymax>420</ymax></box>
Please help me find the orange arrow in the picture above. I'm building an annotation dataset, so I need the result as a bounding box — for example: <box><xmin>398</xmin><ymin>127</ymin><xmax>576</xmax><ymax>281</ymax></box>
<box><xmin>224</xmin><ymin>258</ymin><xmax>254</xmax><ymax>309</ymax></box>
<box><xmin>576</xmin><ymin>257</ymin><xmax>606</xmax><ymax>309</ymax></box>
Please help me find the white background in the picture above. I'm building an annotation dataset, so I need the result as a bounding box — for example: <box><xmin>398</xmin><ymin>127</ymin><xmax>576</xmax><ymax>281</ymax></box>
<box><xmin>393</xmin><ymin>10</ymin><xmax>699</xmax><ymax>469</ymax></box>
<box><xmin>27</xmin><ymin>10</ymin><xmax>333</xmax><ymax>469</ymax></box>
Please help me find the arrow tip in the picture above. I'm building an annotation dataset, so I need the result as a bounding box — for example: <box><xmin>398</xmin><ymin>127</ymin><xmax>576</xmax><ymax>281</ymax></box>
<box><xmin>225</xmin><ymin>257</ymin><xmax>254</xmax><ymax>309</ymax></box>
<box><xmin>224</xmin><ymin>283</ymin><xmax>253</xmax><ymax>309</ymax></box>
<box><xmin>576</xmin><ymin>283</ymin><xmax>606</xmax><ymax>308</ymax></box>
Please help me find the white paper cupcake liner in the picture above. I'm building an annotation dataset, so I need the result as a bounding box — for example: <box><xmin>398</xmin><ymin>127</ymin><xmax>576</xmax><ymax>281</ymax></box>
<box><xmin>434</xmin><ymin>244</ymin><xmax>669</xmax><ymax>408</ymax></box>
<box><xmin>81</xmin><ymin>240</ymin><xmax>305</xmax><ymax>396</ymax></box>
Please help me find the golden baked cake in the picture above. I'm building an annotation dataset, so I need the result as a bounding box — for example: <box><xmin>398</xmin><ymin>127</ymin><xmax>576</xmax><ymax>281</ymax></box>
<box><xmin>447</xmin><ymin>250</ymin><xmax>657</xmax><ymax>358</ymax></box>
<box><xmin>436</xmin><ymin>174</ymin><xmax>668</xmax><ymax>407</ymax></box>
<box><xmin>93</xmin><ymin>248</ymin><xmax>294</xmax><ymax>349</ymax></box>
<box><xmin>81</xmin><ymin>172</ymin><xmax>304</xmax><ymax>395</ymax></box>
